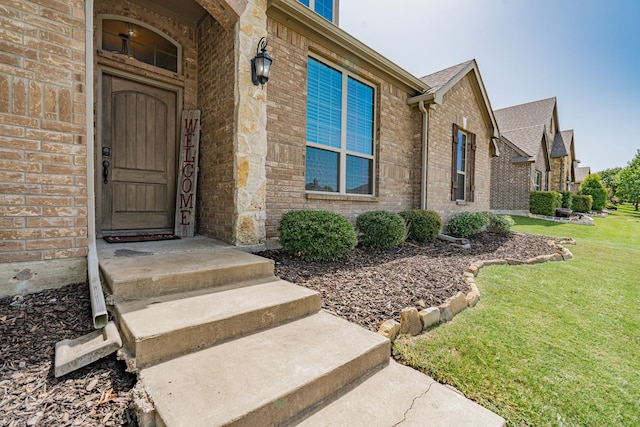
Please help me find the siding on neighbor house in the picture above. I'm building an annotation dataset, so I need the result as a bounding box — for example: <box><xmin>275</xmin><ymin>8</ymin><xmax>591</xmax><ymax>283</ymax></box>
<box><xmin>264</xmin><ymin>17</ymin><xmax>422</xmax><ymax>239</ymax></box>
<box><xmin>490</xmin><ymin>139</ymin><xmax>531</xmax><ymax>212</ymax></box>
<box><xmin>0</xmin><ymin>0</ymin><xmax>88</xmax><ymax>264</ymax></box>
<box><xmin>425</xmin><ymin>74</ymin><xmax>492</xmax><ymax>220</ymax></box>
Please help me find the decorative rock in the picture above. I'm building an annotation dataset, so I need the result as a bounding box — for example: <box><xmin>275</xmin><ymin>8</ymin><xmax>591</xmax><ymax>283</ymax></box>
<box><xmin>378</xmin><ymin>319</ymin><xmax>401</xmax><ymax>341</ymax></box>
<box><xmin>449</xmin><ymin>291</ymin><xmax>468</xmax><ymax>316</ymax></box>
<box><xmin>463</xmin><ymin>272</ymin><xmax>475</xmax><ymax>280</ymax></box>
<box><xmin>561</xmin><ymin>248</ymin><xmax>573</xmax><ymax>260</ymax></box>
<box><xmin>400</xmin><ymin>307</ymin><xmax>422</xmax><ymax>336</ymax></box>
<box><xmin>466</xmin><ymin>290</ymin><xmax>479</xmax><ymax>307</ymax></box>
<box><xmin>438</xmin><ymin>303</ymin><xmax>453</xmax><ymax>323</ymax></box>
<box><xmin>482</xmin><ymin>259</ymin><xmax>508</xmax><ymax>266</ymax></box>
<box><xmin>419</xmin><ymin>307</ymin><xmax>440</xmax><ymax>330</ymax></box>
<box><xmin>467</xmin><ymin>264</ymin><xmax>480</xmax><ymax>276</ymax></box>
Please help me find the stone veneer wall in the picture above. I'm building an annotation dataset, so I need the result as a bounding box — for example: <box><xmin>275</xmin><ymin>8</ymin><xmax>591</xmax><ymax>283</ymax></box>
<box><xmin>425</xmin><ymin>74</ymin><xmax>492</xmax><ymax>221</ymax></box>
<box><xmin>490</xmin><ymin>139</ymin><xmax>532</xmax><ymax>212</ymax></box>
<box><xmin>0</xmin><ymin>0</ymin><xmax>88</xmax><ymax>294</ymax></box>
<box><xmin>549</xmin><ymin>155</ymin><xmax>572</xmax><ymax>192</ymax></box>
<box><xmin>264</xmin><ymin>17</ymin><xmax>422</xmax><ymax>239</ymax></box>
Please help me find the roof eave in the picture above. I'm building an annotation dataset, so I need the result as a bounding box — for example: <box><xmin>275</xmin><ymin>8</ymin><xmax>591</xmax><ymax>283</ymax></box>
<box><xmin>267</xmin><ymin>0</ymin><xmax>429</xmax><ymax>93</ymax></box>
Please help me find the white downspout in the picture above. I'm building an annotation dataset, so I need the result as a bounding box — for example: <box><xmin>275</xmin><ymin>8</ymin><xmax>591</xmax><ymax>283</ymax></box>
<box><xmin>85</xmin><ymin>1</ymin><xmax>108</xmax><ymax>329</ymax></box>
<box><xmin>418</xmin><ymin>100</ymin><xmax>429</xmax><ymax>210</ymax></box>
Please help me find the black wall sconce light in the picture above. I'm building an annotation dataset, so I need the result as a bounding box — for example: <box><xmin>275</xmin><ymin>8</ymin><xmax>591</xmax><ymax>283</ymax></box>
<box><xmin>251</xmin><ymin>37</ymin><xmax>272</xmax><ymax>86</ymax></box>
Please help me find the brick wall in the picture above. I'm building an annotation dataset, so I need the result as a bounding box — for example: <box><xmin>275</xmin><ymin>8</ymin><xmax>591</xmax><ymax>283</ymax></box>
<box><xmin>264</xmin><ymin>18</ymin><xmax>422</xmax><ymax>239</ymax></box>
<box><xmin>425</xmin><ymin>74</ymin><xmax>492</xmax><ymax>221</ymax></box>
<box><xmin>490</xmin><ymin>139</ymin><xmax>532</xmax><ymax>212</ymax></box>
<box><xmin>0</xmin><ymin>0</ymin><xmax>88</xmax><ymax>265</ymax></box>
<box><xmin>195</xmin><ymin>15</ymin><xmax>236</xmax><ymax>243</ymax></box>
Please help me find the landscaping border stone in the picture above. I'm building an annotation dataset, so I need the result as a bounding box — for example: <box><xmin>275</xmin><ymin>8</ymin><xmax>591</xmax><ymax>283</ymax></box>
<box><xmin>378</xmin><ymin>238</ymin><xmax>575</xmax><ymax>341</ymax></box>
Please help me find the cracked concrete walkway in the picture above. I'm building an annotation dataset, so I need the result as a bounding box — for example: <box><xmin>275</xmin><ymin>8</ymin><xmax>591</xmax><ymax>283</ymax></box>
<box><xmin>295</xmin><ymin>360</ymin><xmax>505</xmax><ymax>426</ymax></box>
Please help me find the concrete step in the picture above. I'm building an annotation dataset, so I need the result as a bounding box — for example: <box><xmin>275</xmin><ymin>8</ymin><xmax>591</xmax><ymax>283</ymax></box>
<box><xmin>294</xmin><ymin>360</ymin><xmax>506</xmax><ymax>426</ymax></box>
<box><xmin>139</xmin><ymin>311</ymin><xmax>390</xmax><ymax>427</ymax></box>
<box><xmin>115</xmin><ymin>279</ymin><xmax>322</xmax><ymax>369</ymax></box>
<box><xmin>100</xmin><ymin>247</ymin><xmax>275</xmax><ymax>301</ymax></box>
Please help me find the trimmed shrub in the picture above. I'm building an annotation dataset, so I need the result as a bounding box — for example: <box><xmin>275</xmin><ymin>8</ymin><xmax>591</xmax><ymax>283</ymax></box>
<box><xmin>578</xmin><ymin>174</ymin><xmax>607</xmax><ymax>211</ymax></box>
<box><xmin>356</xmin><ymin>210</ymin><xmax>406</xmax><ymax>248</ymax></box>
<box><xmin>572</xmin><ymin>194</ymin><xmax>593</xmax><ymax>213</ymax></box>
<box><xmin>560</xmin><ymin>190</ymin><xmax>573</xmax><ymax>209</ymax></box>
<box><xmin>399</xmin><ymin>210</ymin><xmax>442</xmax><ymax>243</ymax></box>
<box><xmin>443</xmin><ymin>211</ymin><xmax>488</xmax><ymax>238</ymax></box>
<box><xmin>530</xmin><ymin>191</ymin><xmax>562</xmax><ymax>216</ymax></box>
<box><xmin>278</xmin><ymin>210</ymin><xmax>356</xmax><ymax>261</ymax></box>
<box><xmin>486</xmin><ymin>212</ymin><xmax>515</xmax><ymax>235</ymax></box>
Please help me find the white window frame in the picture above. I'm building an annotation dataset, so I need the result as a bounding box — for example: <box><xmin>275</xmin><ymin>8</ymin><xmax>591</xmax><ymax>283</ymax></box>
<box><xmin>305</xmin><ymin>55</ymin><xmax>376</xmax><ymax>196</ymax></box>
<box><xmin>534</xmin><ymin>170</ymin><xmax>542</xmax><ymax>191</ymax></box>
<box><xmin>299</xmin><ymin>0</ymin><xmax>338</xmax><ymax>23</ymax></box>
<box><xmin>456</xmin><ymin>129</ymin><xmax>467</xmax><ymax>201</ymax></box>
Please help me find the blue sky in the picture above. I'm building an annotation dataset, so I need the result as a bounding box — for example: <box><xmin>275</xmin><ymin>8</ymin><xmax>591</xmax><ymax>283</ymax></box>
<box><xmin>339</xmin><ymin>0</ymin><xmax>640</xmax><ymax>172</ymax></box>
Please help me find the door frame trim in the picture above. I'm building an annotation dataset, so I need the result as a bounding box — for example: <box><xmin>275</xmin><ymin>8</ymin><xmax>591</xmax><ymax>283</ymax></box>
<box><xmin>96</xmin><ymin>65</ymin><xmax>183</xmax><ymax>236</ymax></box>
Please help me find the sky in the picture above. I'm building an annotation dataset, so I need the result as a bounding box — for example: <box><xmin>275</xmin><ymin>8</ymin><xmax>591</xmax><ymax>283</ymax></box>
<box><xmin>339</xmin><ymin>0</ymin><xmax>640</xmax><ymax>172</ymax></box>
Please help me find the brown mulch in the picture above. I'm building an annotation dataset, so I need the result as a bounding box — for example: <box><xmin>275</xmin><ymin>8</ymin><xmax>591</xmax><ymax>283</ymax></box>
<box><xmin>259</xmin><ymin>232</ymin><xmax>559</xmax><ymax>331</ymax></box>
<box><xmin>0</xmin><ymin>283</ymin><xmax>137</xmax><ymax>427</ymax></box>
<box><xmin>0</xmin><ymin>231</ymin><xmax>559</xmax><ymax>426</ymax></box>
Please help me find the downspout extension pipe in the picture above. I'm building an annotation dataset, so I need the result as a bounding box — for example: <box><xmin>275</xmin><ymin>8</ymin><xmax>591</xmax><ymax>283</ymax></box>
<box><xmin>418</xmin><ymin>100</ymin><xmax>429</xmax><ymax>210</ymax></box>
<box><xmin>85</xmin><ymin>1</ymin><xmax>108</xmax><ymax>329</ymax></box>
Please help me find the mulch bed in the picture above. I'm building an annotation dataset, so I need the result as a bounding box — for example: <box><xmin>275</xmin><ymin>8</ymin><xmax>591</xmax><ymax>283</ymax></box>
<box><xmin>259</xmin><ymin>232</ymin><xmax>559</xmax><ymax>331</ymax></box>
<box><xmin>0</xmin><ymin>231</ymin><xmax>559</xmax><ymax>426</ymax></box>
<box><xmin>0</xmin><ymin>284</ymin><xmax>136</xmax><ymax>427</ymax></box>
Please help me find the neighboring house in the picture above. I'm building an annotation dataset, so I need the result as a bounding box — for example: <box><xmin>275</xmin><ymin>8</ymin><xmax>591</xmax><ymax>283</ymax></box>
<box><xmin>0</xmin><ymin>0</ymin><xmax>510</xmax><ymax>294</ymax></box>
<box><xmin>549</xmin><ymin>129</ymin><xmax>577</xmax><ymax>192</ymax></box>
<box><xmin>491</xmin><ymin>97</ymin><xmax>558</xmax><ymax>214</ymax></box>
<box><xmin>409</xmin><ymin>60</ymin><xmax>499</xmax><ymax>220</ymax></box>
<box><xmin>573</xmin><ymin>165</ymin><xmax>592</xmax><ymax>193</ymax></box>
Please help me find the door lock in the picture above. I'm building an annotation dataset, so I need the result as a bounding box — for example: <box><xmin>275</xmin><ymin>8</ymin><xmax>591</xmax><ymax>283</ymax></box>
<box><xmin>102</xmin><ymin>146</ymin><xmax>111</xmax><ymax>157</ymax></box>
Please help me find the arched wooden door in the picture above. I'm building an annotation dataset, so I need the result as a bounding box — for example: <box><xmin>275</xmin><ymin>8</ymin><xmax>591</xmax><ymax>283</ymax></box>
<box><xmin>100</xmin><ymin>74</ymin><xmax>177</xmax><ymax>233</ymax></box>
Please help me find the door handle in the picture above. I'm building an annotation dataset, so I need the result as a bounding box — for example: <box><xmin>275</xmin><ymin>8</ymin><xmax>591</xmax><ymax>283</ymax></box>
<box><xmin>102</xmin><ymin>160</ymin><xmax>110</xmax><ymax>184</ymax></box>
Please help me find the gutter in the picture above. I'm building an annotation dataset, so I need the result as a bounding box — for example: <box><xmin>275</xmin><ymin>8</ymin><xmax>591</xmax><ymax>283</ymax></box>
<box><xmin>85</xmin><ymin>1</ymin><xmax>108</xmax><ymax>329</ymax></box>
<box><xmin>418</xmin><ymin>100</ymin><xmax>429</xmax><ymax>209</ymax></box>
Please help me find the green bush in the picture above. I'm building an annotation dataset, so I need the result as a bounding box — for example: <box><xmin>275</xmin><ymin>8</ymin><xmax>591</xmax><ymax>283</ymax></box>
<box><xmin>530</xmin><ymin>191</ymin><xmax>562</xmax><ymax>216</ymax></box>
<box><xmin>443</xmin><ymin>211</ymin><xmax>488</xmax><ymax>238</ymax></box>
<box><xmin>578</xmin><ymin>174</ymin><xmax>607</xmax><ymax>211</ymax></box>
<box><xmin>356</xmin><ymin>210</ymin><xmax>406</xmax><ymax>248</ymax></box>
<box><xmin>572</xmin><ymin>194</ymin><xmax>593</xmax><ymax>213</ymax></box>
<box><xmin>486</xmin><ymin>212</ymin><xmax>515</xmax><ymax>235</ymax></box>
<box><xmin>399</xmin><ymin>210</ymin><xmax>442</xmax><ymax>243</ymax></box>
<box><xmin>278</xmin><ymin>210</ymin><xmax>356</xmax><ymax>261</ymax></box>
<box><xmin>560</xmin><ymin>190</ymin><xmax>573</xmax><ymax>209</ymax></box>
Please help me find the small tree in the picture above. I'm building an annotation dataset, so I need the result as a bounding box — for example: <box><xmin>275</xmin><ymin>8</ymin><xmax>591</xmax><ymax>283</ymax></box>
<box><xmin>618</xmin><ymin>150</ymin><xmax>640</xmax><ymax>211</ymax></box>
<box><xmin>598</xmin><ymin>167</ymin><xmax>622</xmax><ymax>203</ymax></box>
<box><xmin>578</xmin><ymin>174</ymin><xmax>607</xmax><ymax>211</ymax></box>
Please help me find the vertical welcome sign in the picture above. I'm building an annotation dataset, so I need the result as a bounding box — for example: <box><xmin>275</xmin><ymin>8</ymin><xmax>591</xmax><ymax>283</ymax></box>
<box><xmin>174</xmin><ymin>110</ymin><xmax>201</xmax><ymax>237</ymax></box>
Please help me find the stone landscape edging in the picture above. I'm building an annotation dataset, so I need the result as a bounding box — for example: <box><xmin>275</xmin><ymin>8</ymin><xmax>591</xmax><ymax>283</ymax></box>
<box><xmin>377</xmin><ymin>237</ymin><xmax>577</xmax><ymax>342</ymax></box>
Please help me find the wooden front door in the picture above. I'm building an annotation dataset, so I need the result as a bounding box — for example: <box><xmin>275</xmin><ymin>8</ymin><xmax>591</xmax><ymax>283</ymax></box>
<box><xmin>100</xmin><ymin>74</ymin><xmax>177</xmax><ymax>233</ymax></box>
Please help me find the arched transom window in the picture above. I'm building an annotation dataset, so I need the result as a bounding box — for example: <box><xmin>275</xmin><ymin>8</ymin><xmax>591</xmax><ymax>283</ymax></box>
<box><xmin>101</xmin><ymin>18</ymin><xmax>179</xmax><ymax>73</ymax></box>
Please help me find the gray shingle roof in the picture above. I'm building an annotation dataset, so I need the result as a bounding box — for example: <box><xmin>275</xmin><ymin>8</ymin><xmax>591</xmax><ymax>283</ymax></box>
<box><xmin>551</xmin><ymin>129</ymin><xmax>574</xmax><ymax>158</ymax></box>
<box><xmin>574</xmin><ymin>166</ymin><xmax>591</xmax><ymax>183</ymax></box>
<box><xmin>501</xmin><ymin>124</ymin><xmax>546</xmax><ymax>158</ymax></box>
<box><xmin>494</xmin><ymin>97</ymin><xmax>556</xmax><ymax>132</ymax></box>
<box><xmin>419</xmin><ymin>60</ymin><xmax>474</xmax><ymax>95</ymax></box>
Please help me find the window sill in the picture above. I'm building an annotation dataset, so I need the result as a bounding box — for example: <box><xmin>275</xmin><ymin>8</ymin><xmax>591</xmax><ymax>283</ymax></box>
<box><xmin>456</xmin><ymin>201</ymin><xmax>468</xmax><ymax>206</ymax></box>
<box><xmin>306</xmin><ymin>192</ymin><xmax>378</xmax><ymax>202</ymax></box>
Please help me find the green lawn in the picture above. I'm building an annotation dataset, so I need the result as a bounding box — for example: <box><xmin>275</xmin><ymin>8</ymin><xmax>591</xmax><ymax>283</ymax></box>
<box><xmin>394</xmin><ymin>205</ymin><xmax>640</xmax><ymax>426</ymax></box>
